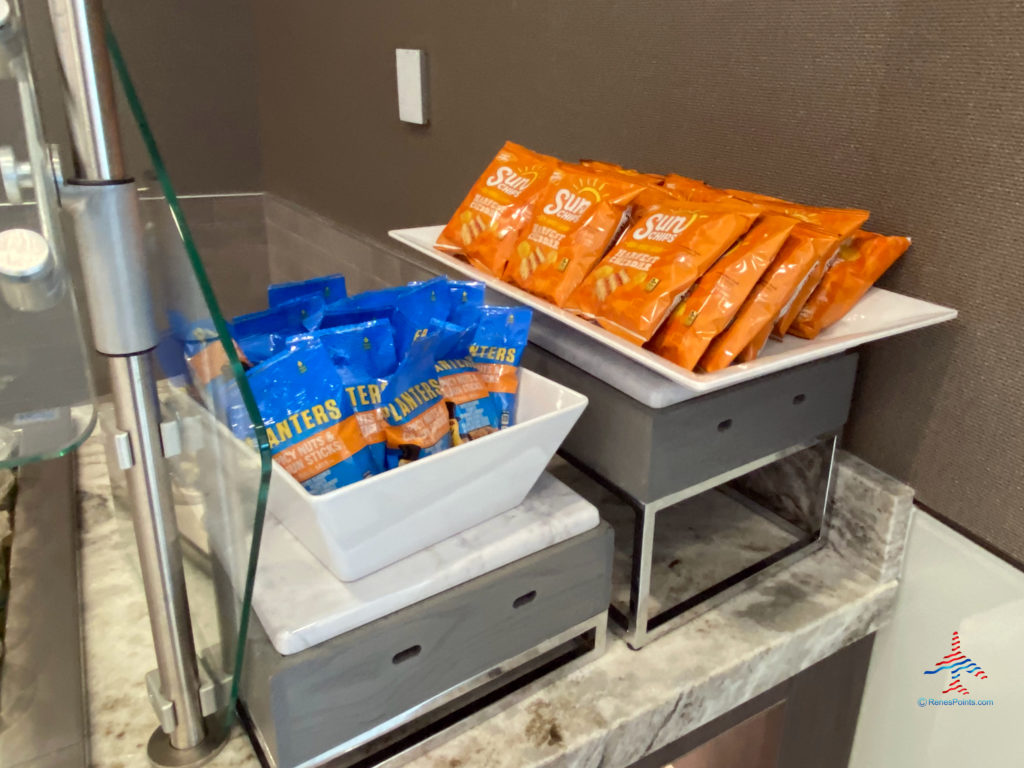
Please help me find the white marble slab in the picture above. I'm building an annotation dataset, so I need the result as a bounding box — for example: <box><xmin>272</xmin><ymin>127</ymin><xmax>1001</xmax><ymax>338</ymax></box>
<box><xmin>252</xmin><ymin>472</ymin><xmax>599</xmax><ymax>655</ymax></box>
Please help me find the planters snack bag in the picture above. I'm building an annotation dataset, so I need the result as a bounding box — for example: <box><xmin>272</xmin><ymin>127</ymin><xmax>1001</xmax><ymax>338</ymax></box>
<box><xmin>432</xmin><ymin>321</ymin><xmax>501</xmax><ymax>444</ymax></box>
<box><xmin>231</xmin><ymin>296</ymin><xmax>324</xmax><ymax>364</ymax></box>
<box><xmin>505</xmin><ymin>164</ymin><xmax>645</xmax><ymax>307</ymax></box>
<box><xmin>379</xmin><ymin>332</ymin><xmax>453</xmax><ymax>468</ymax></box>
<box><xmin>247</xmin><ymin>340</ymin><xmax>376</xmax><ymax>494</ymax></box>
<box><xmin>436</xmin><ymin>141</ymin><xmax>558</xmax><ymax>277</ymax></box>
<box><xmin>268</xmin><ymin>274</ymin><xmax>347</xmax><ymax>307</ymax></box>
<box><xmin>289</xmin><ymin>320</ymin><xmax>397</xmax><ymax>472</ymax></box>
<box><xmin>447</xmin><ymin>280</ymin><xmax>486</xmax><ymax>326</ymax></box>
<box><xmin>470</xmin><ymin>307</ymin><xmax>532</xmax><ymax>428</ymax></box>
<box><xmin>565</xmin><ymin>199</ymin><xmax>760</xmax><ymax>344</ymax></box>
<box><xmin>789</xmin><ymin>231</ymin><xmax>911</xmax><ymax>339</ymax></box>
<box><xmin>348</xmin><ymin>277</ymin><xmax>451</xmax><ymax>357</ymax></box>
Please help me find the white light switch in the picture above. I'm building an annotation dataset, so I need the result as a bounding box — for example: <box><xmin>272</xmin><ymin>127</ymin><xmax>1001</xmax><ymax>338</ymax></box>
<box><xmin>396</xmin><ymin>48</ymin><xmax>429</xmax><ymax>125</ymax></box>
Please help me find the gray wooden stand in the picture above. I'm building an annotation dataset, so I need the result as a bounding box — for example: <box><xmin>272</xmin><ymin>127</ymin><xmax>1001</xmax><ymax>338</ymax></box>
<box><xmin>239</xmin><ymin>522</ymin><xmax>612</xmax><ymax>768</ymax></box>
<box><xmin>525</xmin><ymin>347</ymin><xmax>858</xmax><ymax>649</ymax></box>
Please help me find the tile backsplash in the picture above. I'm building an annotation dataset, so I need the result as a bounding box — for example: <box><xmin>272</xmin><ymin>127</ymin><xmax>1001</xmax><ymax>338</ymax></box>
<box><xmin>264</xmin><ymin>194</ymin><xmax>434</xmax><ymax>295</ymax></box>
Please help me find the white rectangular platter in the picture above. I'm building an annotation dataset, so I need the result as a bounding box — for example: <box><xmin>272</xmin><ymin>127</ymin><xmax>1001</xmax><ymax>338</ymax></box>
<box><xmin>390</xmin><ymin>225</ymin><xmax>957</xmax><ymax>398</ymax></box>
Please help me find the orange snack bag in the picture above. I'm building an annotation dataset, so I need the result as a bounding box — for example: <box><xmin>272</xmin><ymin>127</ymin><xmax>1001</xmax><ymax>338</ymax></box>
<box><xmin>663</xmin><ymin>174</ymin><xmax>733</xmax><ymax>203</ymax></box>
<box><xmin>789</xmin><ymin>230</ymin><xmax>911</xmax><ymax>339</ymax></box>
<box><xmin>580</xmin><ymin>159</ymin><xmax>664</xmax><ymax>186</ymax></box>
<box><xmin>725</xmin><ymin>190</ymin><xmax>870</xmax><ymax>339</ymax></box>
<box><xmin>505</xmin><ymin>165</ymin><xmax>645</xmax><ymax>306</ymax></box>
<box><xmin>436</xmin><ymin>141</ymin><xmax>557</xmax><ymax>277</ymax></box>
<box><xmin>565</xmin><ymin>198</ymin><xmax>760</xmax><ymax>344</ymax></box>
<box><xmin>699</xmin><ymin>223</ymin><xmax>839</xmax><ymax>371</ymax></box>
<box><xmin>647</xmin><ymin>214</ymin><xmax>797</xmax><ymax>370</ymax></box>
<box><xmin>771</xmin><ymin>258</ymin><xmax>827</xmax><ymax>337</ymax></box>
<box><xmin>725</xmin><ymin>189</ymin><xmax>869</xmax><ymax>240</ymax></box>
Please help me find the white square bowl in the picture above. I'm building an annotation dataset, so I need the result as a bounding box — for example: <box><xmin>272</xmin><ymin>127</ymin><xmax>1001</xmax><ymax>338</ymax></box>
<box><xmin>266</xmin><ymin>368</ymin><xmax>588</xmax><ymax>581</ymax></box>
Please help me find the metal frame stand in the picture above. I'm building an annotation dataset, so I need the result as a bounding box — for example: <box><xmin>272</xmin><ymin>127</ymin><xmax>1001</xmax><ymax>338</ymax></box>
<box><xmin>523</xmin><ymin>344</ymin><xmax>859</xmax><ymax>652</ymax></box>
<box><xmin>575</xmin><ymin>434</ymin><xmax>839</xmax><ymax>650</ymax></box>
<box><xmin>42</xmin><ymin>0</ymin><xmax>227</xmax><ymax>764</ymax></box>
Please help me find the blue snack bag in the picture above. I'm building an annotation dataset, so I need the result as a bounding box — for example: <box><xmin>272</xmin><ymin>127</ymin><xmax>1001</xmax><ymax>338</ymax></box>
<box><xmin>230</xmin><ymin>296</ymin><xmax>325</xmax><ymax>364</ymax></box>
<box><xmin>378</xmin><ymin>332</ymin><xmax>453</xmax><ymax>468</ymax></box>
<box><xmin>207</xmin><ymin>375</ymin><xmax>254</xmax><ymax>441</ymax></box>
<box><xmin>288</xmin><ymin>320</ymin><xmax>397</xmax><ymax>471</ymax></box>
<box><xmin>352</xmin><ymin>277</ymin><xmax>451</xmax><ymax>358</ymax></box>
<box><xmin>447</xmin><ymin>281</ymin><xmax>486</xmax><ymax>326</ymax></box>
<box><xmin>470</xmin><ymin>307</ymin><xmax>533</xmax><ymax>429</ymax></box>
<box><xmin>268</xmin><ymin>274</ymin><xmax>347</xmax><ymax>306</ymax></box>
<box><xmin>247</xmin><ymin>340</ymin><xmax>376</xmax><ymax>494</ymax></box>
<box><xmin>432</xmin><ymin>321</ymin><xmax>501</xmax><ymax>444</ymax></box>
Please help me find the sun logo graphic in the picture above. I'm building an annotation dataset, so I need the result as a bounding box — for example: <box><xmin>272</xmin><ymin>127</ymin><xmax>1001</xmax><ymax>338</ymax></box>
<box><xmin>923</xmin><ymin>631</ymin><xmax>988</xmax><ymax>696</ymax></box>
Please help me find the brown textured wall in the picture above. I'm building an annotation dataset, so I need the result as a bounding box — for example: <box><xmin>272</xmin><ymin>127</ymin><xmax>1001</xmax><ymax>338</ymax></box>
<box><xmin>8</xmin><ymin>0</ymin><xmax>262</xmax><ymax>193</ymax></box>
<box><xmin>250</xmin><ymin>1</ymin><xmax>1023</xmax><ymax>562</ymax></box>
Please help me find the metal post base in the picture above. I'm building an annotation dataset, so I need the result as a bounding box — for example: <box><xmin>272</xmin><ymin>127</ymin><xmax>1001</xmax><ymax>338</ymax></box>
<box><xmin>146</xmin><ymin>713</ymin><xmax>230</xmax><ymax>768</ymax></box>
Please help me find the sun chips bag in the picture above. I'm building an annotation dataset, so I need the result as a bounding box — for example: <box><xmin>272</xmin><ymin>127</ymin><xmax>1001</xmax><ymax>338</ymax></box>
<box><xmin>505</xmin><ymin>164</ymin><xmax>645</xmax><ymax>306</ymax></box>
<box><xmin>565</xmin><ymin>198</ymin><xmax>760</xmax><ymax>344</ymax></box>
<box><xmin>648</xmin><ymin>214</ymin><xmax>797</xmax><ymax>369</ymax></box>
<box><xmin>436</xmin><ymin>141</ymin><xmax>557</xmax><ymax>277</ymax></box>
<box><xmin>789</xmin><ymin>231</ymin><xmax>911</xmax><ymax>339</ymax></box>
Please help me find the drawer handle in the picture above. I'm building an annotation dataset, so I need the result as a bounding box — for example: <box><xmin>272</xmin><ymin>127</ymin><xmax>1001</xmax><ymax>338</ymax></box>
<box><xmin>717</xmin><ymin>419</ymin><xmax>733</xmax><ymax>432</ymax></box>
<box><xmin>392</xmin><ymin>645</ymin><xmax>422</xmax><ymax>665</ymax></box>
<box><xmin>513</xmin><ymin>590</ymin><xmax>537</xmax><ymax>609</ymax></box>
<box><xmin>793</xmin><ymin>393</ymin><xmax>806</xmax><ymax>405</ymax></box>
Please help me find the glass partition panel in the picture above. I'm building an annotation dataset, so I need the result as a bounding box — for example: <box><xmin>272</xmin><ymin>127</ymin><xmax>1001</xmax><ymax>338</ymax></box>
<box><xmin>0</xmin><ymin>0</ymin><xmax>96</xmax><ymax>468</ymax></box>
<box><xmin>104</xmin><ymin>20</ymin><xmax>272</xmax><ymax>725</ymax></box>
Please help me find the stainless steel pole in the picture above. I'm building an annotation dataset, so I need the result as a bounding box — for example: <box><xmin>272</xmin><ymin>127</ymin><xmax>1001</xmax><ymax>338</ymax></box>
<box><xmin>44</xmin><ymin>0</ymin><xmax>226</xmax><ymax>764</ymax></box>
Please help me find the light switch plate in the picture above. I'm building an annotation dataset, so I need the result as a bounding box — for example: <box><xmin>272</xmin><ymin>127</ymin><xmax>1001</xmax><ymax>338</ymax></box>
<box><xmin>396</xmin><ymin>48</ymin><xmax>429</xmax><ymax>125</ymax></box>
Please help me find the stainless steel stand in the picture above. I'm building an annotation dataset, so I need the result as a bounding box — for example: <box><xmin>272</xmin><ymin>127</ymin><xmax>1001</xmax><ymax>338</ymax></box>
<box><xmin>567</xmin><ymin>435</ymin><xmax>838</xmax><ymax>649</ymax></box>
<box><xmin>524</xmin><ymin>345</ymin><xmax>859</xmax><ymax>650</ymax></box>
<box><xmin>45</xmin><ymin>0</ymin><xmax>227</xmax><ymax>764</ymax></box>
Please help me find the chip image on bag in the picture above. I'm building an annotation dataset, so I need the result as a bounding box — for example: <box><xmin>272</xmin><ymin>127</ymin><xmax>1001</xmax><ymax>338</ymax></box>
<box><xmin>565</xmin><ymin>198</ymin><xmax>760</xmax><ymax>344</ymax></box>
<box><xmin>379</xmin><ymin>332</ymin><xmax>453</xmax><ymax>468</ymax></box>
<box><xmin>648</xmin><ymin>214</ymin><xmax>797</xmax><ymax>370</ymax></box>
<box><xmin>505</xmin><ymin>165</ymin><xmax>645</xmax><ymax>307</ymax></box>
<box><xmin>247</xmin><ymin>341</ymin><xmax>377</xmax><ymax>494</ymax></box>
<box><xmin>436</xmin><ymin>141</ymin><xmax>558</xmax><ymax>277</ymax></box>
<box><xmin>470</xmin><ymin>306</ymin><xmax>532</xmax><ymax>428</ymax></box>
<box><xmin>699</xmin><ymin>222</ymin><xmax>839</xmax><ymax>371</ymax></box>
<box><xmin>789</xmin><ymin>230</ymin><xmax>911</xmax><ymax>339</ymax></box>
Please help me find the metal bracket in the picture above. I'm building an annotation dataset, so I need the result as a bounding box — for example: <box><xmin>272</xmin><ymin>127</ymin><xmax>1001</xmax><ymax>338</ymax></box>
<box><xmin>111</xmin><ymin>430</ymin><xmax>134</xmax><ymax>470</ymax></box>
<box><xmin>160</xmin><ymin>420</ymin><xmax>183</xmax><ymax>459</ymax></box>
<box><xmin>146</xmin><ymin>658</ymin><xmax>232</xmax><ymax>735</ymax></box>
<box><xmin>159</xmin><ymin>415</ymin><xmax>204</xmax><ymax>459</ymax></box>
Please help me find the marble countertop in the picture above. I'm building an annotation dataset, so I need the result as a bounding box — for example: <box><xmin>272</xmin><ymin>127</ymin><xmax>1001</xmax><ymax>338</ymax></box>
<box><xmin>79</xmin><ymin>414</ymin><xmax>911</xmax><ymax>767</ymax></box>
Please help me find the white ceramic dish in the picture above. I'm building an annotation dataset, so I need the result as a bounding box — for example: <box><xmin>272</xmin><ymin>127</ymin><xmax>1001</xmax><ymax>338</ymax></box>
<box><xmin>266</xmin><ymin>368</ymin><xmax>588</xmax><ymax>582</ymax></box>
<box><xmin>389</xmin><ymin>225</ymin><xmax>958</xmax><ymax>397</ymax></box>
